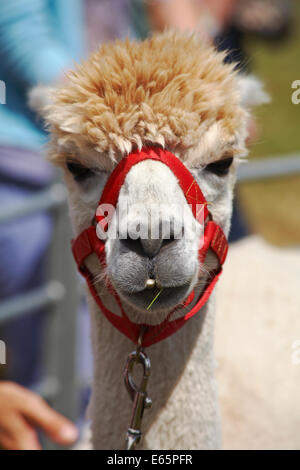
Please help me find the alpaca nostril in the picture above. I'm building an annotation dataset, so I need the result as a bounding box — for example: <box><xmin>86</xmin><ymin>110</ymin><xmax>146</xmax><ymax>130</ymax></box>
<box><xmin>161</xmin><ymin>233</ymin><xmax>175</xmax><ymax>249</ymax></box>
<box><xmin>139</xmin><ymin>237</ymin><xmax>163</xmax><ymax>258</ymax></box>
<box><xmin>119</xmin><ymin>236</ymin><xmax>145</xmax><ymax>257</ymax></box>
<box><xmin>120</xmin><ymin>235</ymin><xmax>172</xmax><ymax>258</ymax></box>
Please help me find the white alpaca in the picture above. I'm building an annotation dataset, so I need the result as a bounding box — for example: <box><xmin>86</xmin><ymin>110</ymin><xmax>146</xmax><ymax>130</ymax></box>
<box><xmin>31</xmin><ymin>32</ymin><xmax>268</xmax><ymax>449</ymax></box>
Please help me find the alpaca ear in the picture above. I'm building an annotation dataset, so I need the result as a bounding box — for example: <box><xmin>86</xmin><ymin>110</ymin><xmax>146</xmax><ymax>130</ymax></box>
<box><xmin>237</xmin><ymin>74</ymin><xmax>270</xmax><ymax>109</ymax></box>
<box><xmin>29</xmin><ymin>84</ymin><xmax>83</xmax><ymax>135</ymax></box>
<box><xmin>27</xmin><ymin>85</ymin><xmax>56</xmax><ymax>119</ymax></box>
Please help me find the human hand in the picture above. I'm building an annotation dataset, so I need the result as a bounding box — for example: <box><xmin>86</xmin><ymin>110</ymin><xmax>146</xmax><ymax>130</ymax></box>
<box><xmin>0</xmin><ymin>381</ymin><xmax>78</xmax><ymax>450</ymax></box>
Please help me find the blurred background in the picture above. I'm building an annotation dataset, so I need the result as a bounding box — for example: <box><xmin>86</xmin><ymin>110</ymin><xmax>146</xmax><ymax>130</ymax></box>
<box><xmin>237</xmin><ymin>1</ymin><xmax>300</xmax><ymax>245</ymax></box>
<box><xmin>0</xmin><ymin>0</ymin><xmax>299</xmax><ymax>450</ymax></box>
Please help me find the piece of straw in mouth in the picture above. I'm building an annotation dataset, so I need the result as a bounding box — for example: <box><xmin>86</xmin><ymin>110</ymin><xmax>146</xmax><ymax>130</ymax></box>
<box><xmin>147</xmin><ymin>288</ymin><xmax>163</xmax><ymax>310</ymax></box>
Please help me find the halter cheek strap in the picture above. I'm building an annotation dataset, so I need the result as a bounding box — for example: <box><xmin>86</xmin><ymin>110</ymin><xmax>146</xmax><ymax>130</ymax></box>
<box><xmin>71</xmin><ymin>147</ymin><xmax>228</xmax><ymax>347</ymax></box>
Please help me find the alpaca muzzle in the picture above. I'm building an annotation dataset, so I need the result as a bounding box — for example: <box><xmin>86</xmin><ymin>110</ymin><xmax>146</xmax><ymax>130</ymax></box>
<box><xmin>71</xmin><ymin>147</ymin><xmax>228</xmax><ymax>348</ymax></box>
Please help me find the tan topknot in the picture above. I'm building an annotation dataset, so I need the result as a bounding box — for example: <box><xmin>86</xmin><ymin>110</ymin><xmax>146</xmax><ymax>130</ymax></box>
<box><xmin>45</xmin><ymin>30</ymin><xmax>247</xmax><ymax>166</ymax></box>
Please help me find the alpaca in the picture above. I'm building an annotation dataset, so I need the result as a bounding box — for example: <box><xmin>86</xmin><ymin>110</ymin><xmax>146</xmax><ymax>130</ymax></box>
<box><xmin>31</xmin><ymin>31</ymin><xmax>268</xmax><ymax>450</ymax></box>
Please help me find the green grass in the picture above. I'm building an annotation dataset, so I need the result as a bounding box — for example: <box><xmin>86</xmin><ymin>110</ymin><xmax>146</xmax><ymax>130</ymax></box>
<box><xmin>237</xmin><ymin>4</ymin><xmax>300</xmax><ymax>246</ymax></box>
<box><xmin>239</xmin><ymin>175</ymin><xmax>300</xmax><ymax>246</ymax></box>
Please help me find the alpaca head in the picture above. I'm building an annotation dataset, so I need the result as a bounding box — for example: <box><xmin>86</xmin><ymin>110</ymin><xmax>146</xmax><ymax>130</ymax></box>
<box><xmin>32</xmin><ymin>32</ymin><xmax>268</xmax><ymax>323</ymax></box>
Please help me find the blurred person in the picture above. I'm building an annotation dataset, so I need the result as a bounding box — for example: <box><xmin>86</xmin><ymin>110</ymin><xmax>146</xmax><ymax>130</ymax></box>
<box><xmin>131</xmin><ymin>0</ymin><xmax>238</xmax><ymax>40</ymax></box>
<box><xmin>232</xmin><ymin>0</ymin><xmax>293</xmax><ymax>40</ymax></box>
<box><xmin>0</xmin><ymin>0</ymin><xmax>85</xmax><ymax>384</ymax></box>
<box><xmin>0</xmin><ymin>381</ymin><xmax>78</xmax><ymax>450</ymax></box>
<box><xmin>85</xmin><ymin>0</ymin><xmax>131</xmax><ymax>51</ymax></box>
<box><xmin>0</xmin><ymin>1</ymin><xmax>87</xmax><ymax>449</ymax></box>
<box><xmin>0</xmin><ymin>0</ymin><xmax>133</xmax><ymax>444</ymax></box>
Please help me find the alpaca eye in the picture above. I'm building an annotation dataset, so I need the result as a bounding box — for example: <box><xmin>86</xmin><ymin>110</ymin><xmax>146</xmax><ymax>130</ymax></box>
<box><xmin>204</xmin><ymin>157</ymin><xmax>233</xmax><ymax>176</ymax></box>
<box><xmin>66</xmin><ymin>161</ymin><xmax>95</xmax><ymax>182</ymax></box>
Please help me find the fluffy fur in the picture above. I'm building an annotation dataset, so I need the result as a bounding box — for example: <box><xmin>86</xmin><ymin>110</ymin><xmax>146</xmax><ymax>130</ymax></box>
<box><xmin>43</xmin><ymin>31</ymin><xmax>248</xmax><ymax>168</ymax></box>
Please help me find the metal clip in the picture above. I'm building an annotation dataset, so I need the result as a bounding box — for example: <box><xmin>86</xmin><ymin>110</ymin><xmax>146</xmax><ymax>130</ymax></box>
<box><xmin>123</xmin><ymin>346</ymin><xmax>152</xmax><ymax>450</ymax></box>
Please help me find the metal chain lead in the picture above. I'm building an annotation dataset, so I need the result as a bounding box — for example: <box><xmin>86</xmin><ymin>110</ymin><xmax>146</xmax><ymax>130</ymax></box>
<box><xmin>123</xmin><ymin>329</ymin><xmax>152</xmax><ymax>450</ymax></box>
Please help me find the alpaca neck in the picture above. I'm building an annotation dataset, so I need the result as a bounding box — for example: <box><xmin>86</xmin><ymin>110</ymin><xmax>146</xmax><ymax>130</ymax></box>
<box><xmin>87</xmin><ymin>292</ymin><xmax>221</xmax><ymax>450</ymax></box>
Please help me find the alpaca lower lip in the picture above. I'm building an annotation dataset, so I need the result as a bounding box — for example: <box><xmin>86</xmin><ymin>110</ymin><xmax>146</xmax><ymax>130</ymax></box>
<box><xmin>119</xmin><ymin>283</ymin><xmax>192</xmax><ymax>312</ymax></box>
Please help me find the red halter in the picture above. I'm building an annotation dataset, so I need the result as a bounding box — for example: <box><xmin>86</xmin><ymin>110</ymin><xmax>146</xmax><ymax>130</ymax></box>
<box><xmin>71</xmin><ymin>147</ymin><xmax>228</xmax><ymax>347</ymax></box>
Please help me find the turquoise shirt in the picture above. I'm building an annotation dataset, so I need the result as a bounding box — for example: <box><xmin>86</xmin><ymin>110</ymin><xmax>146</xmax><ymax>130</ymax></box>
<box><xmin>129</xmin><ymin>0</ymin><xmax>150</xmax><ymax>40</ymax></box>
<box><xmin>0</xmin><ymin>0</ymin><xmax>85</xmax><ymax>151</ymax></box>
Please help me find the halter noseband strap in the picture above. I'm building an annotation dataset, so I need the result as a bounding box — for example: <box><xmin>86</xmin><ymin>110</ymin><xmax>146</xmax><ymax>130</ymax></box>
<box><xmin>71</xmin><ymin>147</ymin><xmax>228</xmax><ymax>347</ymax></box>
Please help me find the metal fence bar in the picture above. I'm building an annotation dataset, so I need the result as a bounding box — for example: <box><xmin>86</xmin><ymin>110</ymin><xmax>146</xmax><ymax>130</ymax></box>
<box><xmin>31</xmin><ymin>376</ymin><xmax>61</xmax><ymax>401</ymax></box>
<box><xmin>0</xmin><ymin>281</ymin><xmax>65</xmax><ymax>324</ymax></box>
<box><xmin>237</xmin><ymin>153</ymin><xmax>300</xmax><ymax>182</ymax></box>
<box><xmin>0</xmin><ymin>183</ymin><xmax>67</xmax><ymax>223</ymax></box>
<box><xmin>41</xmin><ymin>190</ymin><xmax>80</xmax><ymax>449</ymax></box>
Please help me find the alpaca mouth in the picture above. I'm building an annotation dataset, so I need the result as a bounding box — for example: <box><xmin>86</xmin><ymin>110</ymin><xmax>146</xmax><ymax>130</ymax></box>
<box><xmin>118</xmin><ymin>282</ymin><xmax>192</xmax><ymax>313</ymax></box>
